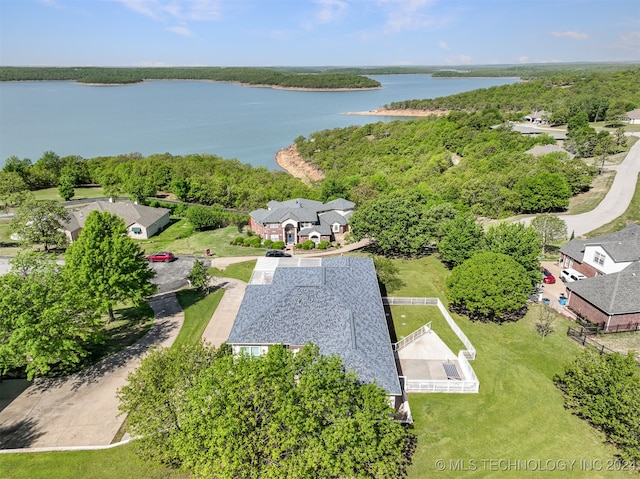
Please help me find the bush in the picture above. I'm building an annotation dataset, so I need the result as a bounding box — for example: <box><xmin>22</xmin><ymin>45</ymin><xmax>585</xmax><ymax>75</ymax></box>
<box><xmin>271</xmin><ymin>240</ymin><xmax>285</xmax><ymax>250</ymax></box>
<box><xmin>318</xmin><ymin>240</ymin><xmax>330</xmax><ymax>250</ymax></box>
<box><xmin>295</xmin><ymin>243</ymin><xmax>302</xmax><ymax>249</ymax></box>
<box><xmin>243</xmin><ymin>236</ymin><xmax>262</xmax><ymax>248</ymax></box>
<box><xmin>263</xmin><ymin>239</ymin><xmax>273</xmax><ymax>248</ymax></box>
<box><xmin>302</xmin><ymin>240</ymin><xmax>316</xmax><ymax>250</ymax></box>
<box><xmin>231</xmin><ymin>236</ymin><xmax>245</xmax><ymax>246</ymax></box>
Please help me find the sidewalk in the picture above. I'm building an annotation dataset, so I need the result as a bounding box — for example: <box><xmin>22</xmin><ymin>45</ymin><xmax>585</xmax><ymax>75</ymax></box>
<box><xmin>201</xmin><ymin>279</ymin><xmax>247</xmax><ymax>348</ymax></box>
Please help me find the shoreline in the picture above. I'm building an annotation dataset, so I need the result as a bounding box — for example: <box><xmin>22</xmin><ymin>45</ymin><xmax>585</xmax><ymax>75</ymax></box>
<box><xmin>344</xmin><ymin>108</ymin><xmax>450</xmax><ymax>117</ymax></box>
<box><xmin>275</xmin><ymin>145</ymin><xmax>325</xmax><ymax>185</ymax></box>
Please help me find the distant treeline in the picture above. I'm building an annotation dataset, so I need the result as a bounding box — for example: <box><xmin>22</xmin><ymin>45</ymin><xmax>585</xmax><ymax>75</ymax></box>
<box><xmin>0</xmin><ymin>66</ymin><xmax>381</xmax><ymax>89</ymax></box>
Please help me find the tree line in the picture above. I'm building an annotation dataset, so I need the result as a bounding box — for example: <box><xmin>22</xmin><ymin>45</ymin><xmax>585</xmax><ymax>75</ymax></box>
<box><xmin>0</xmin><ymin>66</ymin><xmax>381</xmax><ymax>89</ymax></box>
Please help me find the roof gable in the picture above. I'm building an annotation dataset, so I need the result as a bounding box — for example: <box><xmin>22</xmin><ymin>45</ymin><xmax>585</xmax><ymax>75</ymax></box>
<box><xmin>72</xmin><ymin>201</ymin><xmax>170</xmax><ymax>228</ymax></box>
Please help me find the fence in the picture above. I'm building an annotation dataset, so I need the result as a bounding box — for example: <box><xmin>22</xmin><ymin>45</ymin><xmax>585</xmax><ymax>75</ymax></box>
<box><xmin>393</xmin><ymin>322</ymin><xmax>431</xmax><ymax>352</ymax></box>
<box><xmin>385</xmin><ymin>297</ymin><xmax>479</xmax><ymax>393</ymax></box>
<box><xmin>567</xmin><ymin>326</ymin><xmax>617</xmax><ymax>355</ymax></box>
<box><xmin>404</xmin><ymin>353</ymin><xmax>479</xmax><ymax>393</ymax></box>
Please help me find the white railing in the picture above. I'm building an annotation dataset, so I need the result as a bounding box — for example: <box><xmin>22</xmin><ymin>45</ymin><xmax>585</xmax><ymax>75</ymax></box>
<box><xmin>383</xmin><ymin>297</ymin><xmax>438</xmax><ymax>306</ymax></box>
<box><xmin>404</xmin><ymin>351</ymin><xmax>479</xmax><ymax>393</ymax></box>
<box><xmin>383</xmin><ymin>297</ymin><xmax>476</xmax><ymax>360</ymax></box>
<box><xmin>393</xmin><ymin>322</ymin><xmax>431</xmax><ymax>351</ymax></box>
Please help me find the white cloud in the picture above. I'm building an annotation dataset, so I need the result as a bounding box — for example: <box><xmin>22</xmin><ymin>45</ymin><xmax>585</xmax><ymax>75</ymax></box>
<box><xmin>610</xmin><ymin>31</ymin><xmax>640</xmax><ymax>53</ymax></box>
<box><xmin>518</xmin><ymin>56</ymin><xmax>529</xmax><ymax>63</ymax></box>
<box><xmin>438</xmin><ymin>40</ymin><xmax>449</xmax><ymax>50</ymax></box>
<box><xmin>550</xmin><ymin>31</ymin><xmax>589</xmax><ymax>40</ymax></box>
<box><xmin>377</xmin><ymin>0</ymin><xmax>438</xmax><ymax>33</ymax></box>
<box><xmin>167</xmin><ymin>25</ymin><xmax>194</xmax><ymax>36</ymax></box>
<box><xmin>313</xmin><ymin>0</ymin><xmax>348</xmax><ymax>24</ymax></box>
<box><xmin>115</xmin><ymin>0</ymin><xmax>222</xmax><ymax>22</ymax></box>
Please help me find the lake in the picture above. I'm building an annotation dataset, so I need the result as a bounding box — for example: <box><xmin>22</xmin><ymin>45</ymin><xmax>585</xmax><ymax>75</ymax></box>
<box><xmin>0</xmin><ymin>75</ymin><xmax>518</xmax><ymax>169</ymax></box>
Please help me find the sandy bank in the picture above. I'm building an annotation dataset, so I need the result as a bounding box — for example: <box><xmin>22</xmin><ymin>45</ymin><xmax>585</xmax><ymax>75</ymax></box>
<box><xmin>275</xmin><ymin>145</ymin><xmax>325</xmax><ymax>185</ymax></box>
<box><xmin>344</xmin><ymin>108</ymin><xmax>450</xmax><ymax>117</ymax></box>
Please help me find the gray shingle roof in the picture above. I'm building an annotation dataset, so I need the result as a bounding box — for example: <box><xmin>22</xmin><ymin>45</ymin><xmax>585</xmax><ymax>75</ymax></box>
<box><xmin>567</xmin><ymin>261</ymin><xmax>640</xmax><ymax>314</ymax></box>
<box><xmin>250</xmin><ymin>197</ymin><xmax>352</xmax><ymax>227</ymax></box>
<box><xmin>561</xmin><ymin>224</ymin><xmax>640</xmax><ymax>263</ymax></box>
<box><xmin>319</xmin><ymin>210</ymin><xmax>348</xmax><ymax>225</ymax></box>
<box><xmin>323</xmin><ymin>198</ymin><xmax>355</xmax><ymax>211</ymax></box>
<box><xmin>68</xmin><ymin>201</ymin><xmax>170</xmax><ymax>229</ymax></box>
<box><xmin>525</xmin><ymin>144</ymin><xmax>575</xmax><ymax>159</ymax></box>
<box><xmin>227</xmin><ymin>257</ymin><xmax>401</xmax><ymax>395</ymax></box>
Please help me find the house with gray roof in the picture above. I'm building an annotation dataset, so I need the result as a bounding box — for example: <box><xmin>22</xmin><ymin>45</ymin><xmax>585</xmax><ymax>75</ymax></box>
<box><xmin>63</xmin><ymin>200</ymin><xmax>171</xmax><ymax>242</ymax></box>
<box><xmin>626</xmin><ymin>108</ymin><xmax>640</xmax><ymax>125</ymax></box>
<box><xmin>565</xmin><ymin>262</ymin><xmax>640</xmax><ymax>333</ymax></box>
<box><xmin>560</xmin><ymin>224</ymin><xmax>640</xmax><ymax>277</ymax></box>
<box><xmin>249</xmin><ymin>197</ymin><xmax>354</xmax><ymax>245</ymax></box>
<box><xmin>525</xmin><ymin>144</ymin><xmax>575</xmax><ymax>159</ymax></box>
<box><xmin>227</xmin><ymin>256</ymin><xmax>404</xmax><ymax>404</ymax></box>
<box><xmin>560</xmin><ymin>224</ymin><xmax>640</xmax><ymax>332</ymax></box>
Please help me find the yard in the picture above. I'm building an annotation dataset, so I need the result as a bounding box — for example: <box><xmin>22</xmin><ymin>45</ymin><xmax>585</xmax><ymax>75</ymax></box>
<box><xmin>1</xmin><ymin>256</ymin><xmax>636</xmax><ymax>478</ymax></box>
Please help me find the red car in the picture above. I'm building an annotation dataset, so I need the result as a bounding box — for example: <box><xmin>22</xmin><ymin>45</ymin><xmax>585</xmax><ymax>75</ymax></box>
<box><xmin>147</xmin><ymin>252</ymin><xmax>176</xmax><ymax>262</ymax></box>
<box><xmin>542</xmin><ymin>268</ymin><xmax>556</xmax><ymax>284</ymax></box>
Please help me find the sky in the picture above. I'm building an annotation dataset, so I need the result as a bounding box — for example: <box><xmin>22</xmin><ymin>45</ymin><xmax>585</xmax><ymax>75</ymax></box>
<box><xmin>0</xmin><ymin>0</ymin><xmax>639</xmax><ymax>67</ymax></box>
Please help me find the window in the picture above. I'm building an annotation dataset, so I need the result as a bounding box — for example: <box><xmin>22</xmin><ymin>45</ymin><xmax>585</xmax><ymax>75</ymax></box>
<box><xmin>270</xmin><ymin>234</ymin><xmax>279</xmax><ymax>241</ymax></box>
<box><xmin>332</xmin><ymin>223</ymin><xmax>340</xmax><ymax>233</ymax></box>
<box><xmin>131</xmin><ymin>227</ymin><xmax>142</xmax><ymax>234</ymax></box>
<box><xmin>594</xmin><ymin>251</ymin><xmax>605</xmax><ymax>266</ymax></box>
<box><xmin>239</xmin><ymin>346</ymin><xmax>263</xmax><ymax>357</ymax></box>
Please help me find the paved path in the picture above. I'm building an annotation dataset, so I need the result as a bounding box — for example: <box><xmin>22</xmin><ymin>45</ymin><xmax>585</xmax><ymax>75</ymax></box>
<box><xmin>202</xmin><ymin>279</ymin><xmax>247</xmax><ymax>348</ymax></box>
<box><xmin>0</xmin><ymin>293</ymin><xmax>184</xmax><ymax>450</ymax></box>
<box><xmin>522</xmin><ymin>132</ymin><xmax>640</xmax><ymax>237</ymax></box>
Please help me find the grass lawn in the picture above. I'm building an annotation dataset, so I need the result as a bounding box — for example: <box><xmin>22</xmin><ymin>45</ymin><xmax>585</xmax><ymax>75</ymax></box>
<box><xmin>136</xmin><ymin>221</ymin><xmax>267</xmax><ymax>258</ymax></box>
<box><xmin>32</xmin><ymin>186</ymin><xmax>106</xmax><ymax>202</ymax></box>
<box><xmin>209</xmin><ymin>260</ymin><xmax>256</xmax><ymax>283</ymax></box>
<box><xmin>173</xmin><ymin>288</ymin><xmax>225</xmax><ymax>347</ymax></box>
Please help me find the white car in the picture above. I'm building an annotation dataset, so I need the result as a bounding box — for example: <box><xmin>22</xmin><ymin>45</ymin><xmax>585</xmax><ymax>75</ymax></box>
<box><xmin>560</xmin><ymin>268</ymin><xmax>586</xmax><ymax>282</ymax></box>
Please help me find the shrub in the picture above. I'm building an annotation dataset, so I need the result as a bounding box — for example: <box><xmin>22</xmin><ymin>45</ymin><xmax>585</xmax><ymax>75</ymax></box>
<box><xmin>318</xmin><ymin>240</ymin><xmax>330</xmax><ymax>250</ymax></box>
<box><xmin>263</xmin><ymin>239</ymin><xmax>273</xmax><ymax>249</ymax></box>
<box><xmin>295</xmin><ymin>243</ymin><xmax>302</xmax><ymax>249</ymax></box>
<box><xmin>302</xmin><ymin>240</ymin><xmax>316</xmax><ymax>250</ymax></box>
<box><xmin>231</xmin><ymin>236</ymin><xmax>245</xmax><ymax>246</ymax></box>
<box><xmin>244</xmin><ymin>236</ymin><xmax>262</xmax><ymax>248</ymax></box>
<box><xmin>271</xmin><ymin>240</ymin><xmax>285</xmax><ymax>250</ymax></box>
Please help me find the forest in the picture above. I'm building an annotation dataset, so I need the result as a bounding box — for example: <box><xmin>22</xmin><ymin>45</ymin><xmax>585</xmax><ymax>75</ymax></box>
<box><xmin>0</xmin><ymin>66</ymin><xmax>381</xmax><ymax>89</ymax></box>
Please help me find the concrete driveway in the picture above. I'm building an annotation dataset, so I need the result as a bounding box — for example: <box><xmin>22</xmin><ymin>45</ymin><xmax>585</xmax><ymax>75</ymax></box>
<box><xmin>148</xmin><ymin>255</ymin><xmax>201</xmax><ymax>293</ymax></box>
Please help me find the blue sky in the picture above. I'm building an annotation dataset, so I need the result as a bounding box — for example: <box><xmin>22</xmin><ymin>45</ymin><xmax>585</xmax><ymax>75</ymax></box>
<box><xmin>1</xmin><ymin>0</ymin><xmax>639</xmax><ymax>66</ymax></box>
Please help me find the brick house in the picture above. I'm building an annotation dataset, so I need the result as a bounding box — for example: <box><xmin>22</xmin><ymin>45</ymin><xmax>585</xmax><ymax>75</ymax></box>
<box><xmin>560</xmin><ymin>224</ymin><xmax>640</xmax><ymax>332</ymax></box>
<box><xmin>248</xmin><ymin>198</ymin><xmax>354</xmax><ymax>245</ymax></box>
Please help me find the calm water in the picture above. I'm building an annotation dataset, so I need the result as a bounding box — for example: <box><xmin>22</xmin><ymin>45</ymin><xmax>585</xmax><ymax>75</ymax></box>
<box><xmin>0</xmin><ymin>75</ymin><xmax>517</xmax><ymax>169</ymax></box>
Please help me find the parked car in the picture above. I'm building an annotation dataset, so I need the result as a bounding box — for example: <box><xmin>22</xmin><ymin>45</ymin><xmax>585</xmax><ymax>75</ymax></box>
<box><xmin>265</xmin><ymin>250</ymin><xmax>291</xmax><ymax>257</ymax></box>
<box><xmin>542</xmin><ymin>268</ymin><xmax>556</xmax><ymax>284</ymax></box>
<box><xmin>147</xmin><ymin>251</ymin><xmax>176</xmax><ymax>262</ymax></box>
<box><xmin>560</xmin><ymin>268</ymin><xmax>586</xmax><ymax>282</ymax></box>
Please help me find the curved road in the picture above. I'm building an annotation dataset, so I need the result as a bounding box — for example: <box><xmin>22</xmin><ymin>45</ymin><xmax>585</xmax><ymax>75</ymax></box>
<box><xmin>523</xmin><ymin>132</ymin><xmax>640</xmax><ymax>237</ymax></box>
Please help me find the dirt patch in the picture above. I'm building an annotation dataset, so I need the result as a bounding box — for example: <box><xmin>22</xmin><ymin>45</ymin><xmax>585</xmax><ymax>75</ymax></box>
<box><xmin>344</xmin><ymin>109</ymin><xmax>450</xmax><ymax>117</ymax></box>
<box><xmin>275</xmin><ymin>145</ymin><xmax>325</xmax><ymax>185</ymax></box>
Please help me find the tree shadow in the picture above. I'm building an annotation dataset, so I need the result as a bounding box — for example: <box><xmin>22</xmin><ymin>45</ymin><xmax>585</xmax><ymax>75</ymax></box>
<box><xmin>0</xmin><ymin>379</ymin><xmax>32</xmax><ymax>414</ymax></box>
<box><xmin>29</xmin><ymin>293</ymin><xmax>183</xmax><ymax>393</ymax></box>
<box><xmin>0</xmin><ymin>417</ymin><xmax>44</xmax><ymax>449</ymax></box>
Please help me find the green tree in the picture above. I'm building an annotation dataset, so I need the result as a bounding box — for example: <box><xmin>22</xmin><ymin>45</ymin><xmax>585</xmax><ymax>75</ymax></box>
<box><xmin>0</xmin><ymin>171</ymin><xmax>30</xmax><ymax>212</ymax></box>
<box><xmin>438</xmin><ymin>214</ymin><xmax>485</xmax><ymax>267</ymax></box>
<box><xmin>185</xmin><ymin>205</ymin><xmax>227</xmax><ymax>231</ymax></box>
<box><xmin>446</xmin><ymin>251</ymin><xmax>532</xmax><ymax>323</ymax></box>
<box><xmin>371</xmin><ymin>255</ymin><xmax>405</xmax><ymax>293</ymax></box>
<box><xmin>530</xmin><ymin>215</ymin><xmax>567</xmax><ymax>254</ymax></box>
<box><xmin>58</xmin><ymin>175</ymin><xmax>75</xmax><ymax>201</ymax></box>
<box><xmin>119</xmin><ymin>343</ymin><xmax>413</xmax><ymax>479</ymax></box>
<box><xmin>485</xmin><ymin>222</ymin><xmax>542</xmax><ymax>285</ymax></box>
<box><xmin>515</xmin><ymin>172</ymin><xmax>571</xmax><ymax>212</ymax></box>
<box><xmin>64</xmin><ymin>211</ymin><xmax>156</xmax><ymax>322</ymax></box>
<box><xmin>556</xmin><ymin>349</ymin><xmax>640</xmax><ymax>461</ymax></box>
<box><xmin>188</xmin><ymin>259</ymin><xmax>212</xmax><ymax>291</ymax></box>
<box><xmin>10</xmin><ymin>198</ymin><xmax>70</xmax><ymax>251</ymax></box>
<box><xmin>0</xmin><ymin>252</ymin><xmax>101</xmax><ymax>379</ymax></box>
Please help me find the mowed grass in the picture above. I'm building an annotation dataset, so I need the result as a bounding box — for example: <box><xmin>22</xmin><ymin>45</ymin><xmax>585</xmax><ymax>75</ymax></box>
<box><xmin>392</xmin><ymin>257</ymin><xmax>632</xmax><ymax>479</ymax></box>
<box><xmin>586</xmin><ymin>172</ymin><xmax>640</xmax><ymax>238</ymax></box>
<box><xmin>173</xmin><ymin>288</ymin><xmax>225</xmax><ymax>347</ymax></box>
<box><xmin>137</xmin><ymin>221</ymin><xmax>267</xmax><ymax>258</ymax></box>
<box><xmin>31</xmin><ymin>185</ymin><xmax>106</xmax><ymax>202</ymax></box>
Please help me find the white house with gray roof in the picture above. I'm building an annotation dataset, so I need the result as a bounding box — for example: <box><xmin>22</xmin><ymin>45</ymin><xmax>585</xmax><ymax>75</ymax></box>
<box><xmin>226</xmin><ymin>256</ymin><xmax>406</xmax><ymax>411</ymax></box>
<box><xmin>249</xmin><ymin>198</ymin><xmax>354</xmax><ymax>245</ymax></box>
<box><xmin>63</xmin><ymin>200</ymin><xmax>171</xmax><ymax>242</ymax></box>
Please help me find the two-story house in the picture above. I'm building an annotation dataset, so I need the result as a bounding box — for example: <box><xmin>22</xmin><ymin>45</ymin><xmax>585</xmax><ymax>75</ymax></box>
<box><xmin>560</xmin><ymin>224</ymin><xmax>640</xmax><ymax>332</ymax></box>
<box><xmin>248</xmin><ymin>198</ymin><xmax>354</xmax><ymax>245</ymax></box>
